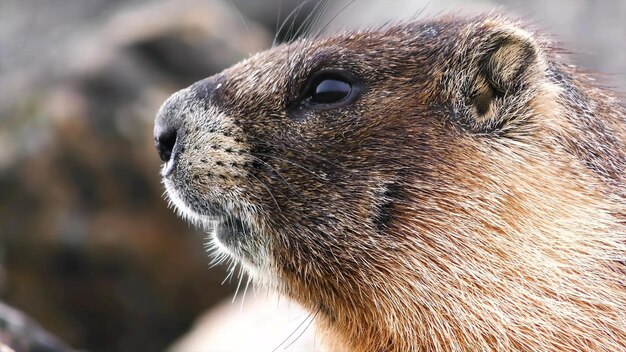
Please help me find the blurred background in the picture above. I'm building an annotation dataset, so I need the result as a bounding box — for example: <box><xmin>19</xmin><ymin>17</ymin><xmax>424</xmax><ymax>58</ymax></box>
<box><xmin>0</xmin><ymin>0</ymin><xmax>624</xmax><ymax>351</ymax></box>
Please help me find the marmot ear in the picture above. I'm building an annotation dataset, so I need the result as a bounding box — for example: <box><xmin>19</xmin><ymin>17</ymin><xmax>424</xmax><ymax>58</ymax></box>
<box><xmin>465</xmin><ymin>23</ymin><xmax>546</xmax><ymax>120</ymax></box>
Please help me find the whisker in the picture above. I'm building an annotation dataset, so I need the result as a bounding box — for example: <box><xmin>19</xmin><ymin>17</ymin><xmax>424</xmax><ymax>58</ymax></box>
<box><xmin>222</xmin><ymin>260</ymin><xmax>237</xmax><ymax>284</ymax></box>
<box><xmin>246</xmin><ymin>153</ymin><xmax>296</xmax><ymax>190</ymax></box>
<box><xmin>240</xmin><ymin>276</ymin><xmax>252</xmax><ymax>312</ymax></box>
<box><xmin>303</xmin><ymin>0</ymin><xmax>333</xmax><ymax>39</ymax></box>
<box><xmin>283</xmin><ymin>308</ymin><xmax>320</xmax><ymax>350</ymax></box>
<box><xmin>255</xmin><ymin>152</ymin><xmax>325</xmax><ymax>180</ymax></box>
<box><xmin>293</xmin><ymin>0</ymin><xmax>328</xmax><ymax>40</ymax></box>
<box><xmin>227</xmin><ymin>0</ymin><xmax>255</xmax><ymax>51</ymax></box>
<box><xmin>232</xmin><ymin>263</ymin><xmax>246</xmax><ymax>303</ymax></box>
<box><xmin>313</xmin><ymin>0</ymin><xmax>358</xmax><ymax>39</ymax></box>
<box><xmin>274</xmin><ymin>0</ymin><xmax>313</xmax><ymax>46</ymax></box>
<box><xmin>248</xmin><ymin>172</ymin><xmax>283</xmax><ymax>213</ymax></box>
<box><xmin>272</xmin><ymin>308</ymin><xmax>319</xmax><ymax>351</ymax></box>
<box><xmin>275</xmin><ymin>0</ymin><xmax>282</xmax><ymax>45</ymax></box>
<box><xmin>249</xmin><ymin>139</ymin><xmax>354</xmax><ymax>173</ymax></box>
<box><xmin>208</xmin><ymin>246</ymin><xmax>230</xmax><ymax>268</ymax></box>
<box><xmin>285</xmin><ymin>0</ymin><xmax>304</xmax><ymax>44</ymax></box>
<box><xmin>408</xmin><ymin>3</ymin><xmax>430</xmax><ymax>22</ymax></box>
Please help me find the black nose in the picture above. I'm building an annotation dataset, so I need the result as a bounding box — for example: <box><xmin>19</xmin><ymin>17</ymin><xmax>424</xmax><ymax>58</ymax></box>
<box><xmin>154</xmin><ymin>91</ymin><xmax>184</xmax><ymax>168</ymax></box>
<box><xmin>154</xmin><ymin>76</ymin><xmax>221</xmax><ymax>167</ymax></box>
<box><xmin>155</xmin><ymin>127</ymin><xmax>177</xmax><ymax>162</ymax></box>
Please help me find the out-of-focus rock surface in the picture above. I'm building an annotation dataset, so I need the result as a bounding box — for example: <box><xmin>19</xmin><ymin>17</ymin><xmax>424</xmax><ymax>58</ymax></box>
<box><xmin>0</xmin><ymin>1</ymin><xmax>270</xmax><ymax>351</ymax></box>
<box><xmin>0</xmin><ymin>302</ymin><xmax>73</xmax><ymax>352</ymax></box>
<box><xmin>320</xmin><ymin>0</ymin><xmax>626</xmax><ymax>92</ymax></box>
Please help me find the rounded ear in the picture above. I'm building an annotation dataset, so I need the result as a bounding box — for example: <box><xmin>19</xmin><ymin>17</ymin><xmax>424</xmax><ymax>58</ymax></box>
<box><xmin>464</xmin><ymin>22</ymin><xmax>547</xmax><ymax>122</ymax></box>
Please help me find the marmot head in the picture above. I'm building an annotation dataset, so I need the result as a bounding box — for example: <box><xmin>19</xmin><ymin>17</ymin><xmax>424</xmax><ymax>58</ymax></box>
<box><xmin>155</xmin><ymin>15</ymin><xmax>625</xmax><ymax>351</ymax></box>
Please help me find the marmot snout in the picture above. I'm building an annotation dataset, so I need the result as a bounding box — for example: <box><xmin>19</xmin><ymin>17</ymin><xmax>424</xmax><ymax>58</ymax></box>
<box><xmin>155</xmin><ymin>14</ymin><xmax>626</xmax><ymax>351</ymax></box>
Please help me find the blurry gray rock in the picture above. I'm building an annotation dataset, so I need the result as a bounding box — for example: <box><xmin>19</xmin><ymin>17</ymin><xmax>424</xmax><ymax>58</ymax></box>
<box><xmin>316</xmin><ymin>0</ymin><xmax>626</xmax><ymax>91</ymax></box>
<box><xmin>0</xmin><ymin>302</ymin><xmax>73</xmax><ymax>352</ymax></box>
<box><xmin>0</xmin><ymin>1</ymin><xmax>270</xmax><ymax>351</ymax></box>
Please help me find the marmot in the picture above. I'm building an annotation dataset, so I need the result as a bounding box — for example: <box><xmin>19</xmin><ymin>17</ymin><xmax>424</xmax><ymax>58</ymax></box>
<box><xmin>154</xmin><ymin>14</ymin><xmax>626</xmax><ymax>351</ymax></box>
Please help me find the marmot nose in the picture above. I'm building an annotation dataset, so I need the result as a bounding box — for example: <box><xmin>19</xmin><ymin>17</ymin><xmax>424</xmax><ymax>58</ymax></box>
<box><xmin>154</xmin><ymin>90</ymin><xmax>186</xmax><ymax>169</ymax></box>
<box><xmin>154</xmin><ymin>126</ymin><xmax>177</xmax><ymax>163</ymax></box>
<box><xmin>154</xmin><ymin>76</ymin><xmax>220</xmax><ymax>171</ymax></box>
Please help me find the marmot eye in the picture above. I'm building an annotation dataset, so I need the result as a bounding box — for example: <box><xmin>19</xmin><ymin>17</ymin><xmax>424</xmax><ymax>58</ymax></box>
<box><xmin>310</xmin><ymin>78</ymin><xmax>351</xmax><ymax>103</ymax></box>
<box><xmin>301</xmin><ymin>71</ymin><xmax>360</xmax><ymax>110</ymax></box>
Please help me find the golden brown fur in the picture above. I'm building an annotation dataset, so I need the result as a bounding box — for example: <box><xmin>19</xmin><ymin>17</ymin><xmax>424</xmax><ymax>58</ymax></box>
<box><xmin>155</xmin><ymin>14</ymin><xmax>625</xmax><ymax>351</ymax></box>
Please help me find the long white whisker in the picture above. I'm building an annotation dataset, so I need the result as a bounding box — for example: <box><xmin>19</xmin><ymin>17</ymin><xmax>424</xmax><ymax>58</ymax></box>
<box><xmin>274</xmin><ymin>0</ymin><xmax>314</xmax><ymax>46</ymax></box>
<box><xmin>240</xmin><ymin>276</ymin><xmax>252</xmax><ymax>312</ymax></box>
<box><xmin>313</xmin><ymin>0</ymin><xmax>358</xmax><ymax>39</ymax></box>
<box><xmin>283</xmin><ymin>309</ymin><xmax>319</xmax><ymax>350</ymax></box>
<box><xmin>293</xmin><ymin>0</ymin><xmax>328</xmax><ymax>40</ymax></box>
<box><xmin>232</xmin><ymin>263</ymin><xmax>245</xmax><ymax>303</ymax></box>
<box><xmin>272</xmin><ymin>309</ymin><xmax>318</xmax><ymax>352</ymax></box>
<box><xmin>227</xmin><ymin>0</ymin><xmax>255</xmax><ymax>51</ymax></box>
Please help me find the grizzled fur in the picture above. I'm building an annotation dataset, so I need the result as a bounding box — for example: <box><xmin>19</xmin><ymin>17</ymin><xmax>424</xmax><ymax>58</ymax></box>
<box><xmin>156</xmin><ymin>14</ymin><xmax>626</xmax><ymax>351</ymax></box>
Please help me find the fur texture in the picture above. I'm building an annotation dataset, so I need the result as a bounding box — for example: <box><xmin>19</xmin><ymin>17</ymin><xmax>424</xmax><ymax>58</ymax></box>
<box><xmin>155</xmin><ymin>14</ymin><xmax>626</xmax><ymax>351</ymax></box>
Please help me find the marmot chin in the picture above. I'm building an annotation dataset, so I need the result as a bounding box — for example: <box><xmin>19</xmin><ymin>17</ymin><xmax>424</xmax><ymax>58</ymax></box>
<box><xmin>154</xmin><ymin>14</ymin><xmax>626</xmax><ymax>351</ymax></box>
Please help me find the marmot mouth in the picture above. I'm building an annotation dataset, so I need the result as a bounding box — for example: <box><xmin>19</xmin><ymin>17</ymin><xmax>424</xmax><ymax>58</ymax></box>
<box><xmin>164</xmin><ymin>180</ymin><xmax>250</xmax><ymax>235</ymax></box>
<box><xmin>182</xmin><ymin>200</ymin><xmax>257</xmax><ymax>258</ymax></box>
<box><xmin>180</xmin><ymin>198</ymin><xmax>256</xmax><ymax>258</ymax></box>
<box><xmin>214</xmin><ymin>214</ymin><xmax>251</xmax><ymax>251</ymax></box>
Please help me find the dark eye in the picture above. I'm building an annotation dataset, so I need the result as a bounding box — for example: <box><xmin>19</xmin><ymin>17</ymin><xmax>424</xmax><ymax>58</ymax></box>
<box><xmin>310</xmin><ymin>78</ymin><xmax>351</xmax><ymax>103</ymax></box>
<box><xmin>301</xmin><ymin>70</ymin><xmax>360</xmax><ymax>110</ymax></box>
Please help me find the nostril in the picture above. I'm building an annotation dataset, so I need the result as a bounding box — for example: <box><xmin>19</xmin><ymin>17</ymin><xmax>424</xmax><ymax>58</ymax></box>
<box><xmin>155</xmin><ymin>129</ymin><xmax>177</xmax><ymax>162</ymax></box>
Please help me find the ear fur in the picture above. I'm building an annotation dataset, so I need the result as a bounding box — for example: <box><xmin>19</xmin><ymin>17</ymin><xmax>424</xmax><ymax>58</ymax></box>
<box><xmin>463</xmin><ymin>20</ymin><xmax>547</xmax><ymax>127</ymax></box>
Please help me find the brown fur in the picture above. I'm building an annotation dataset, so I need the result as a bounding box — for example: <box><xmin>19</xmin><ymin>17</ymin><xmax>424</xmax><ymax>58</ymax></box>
<box><xmin>156</xmin><ymin>14</ymin><xmax>626</xmax><ymax>351</ymax></box>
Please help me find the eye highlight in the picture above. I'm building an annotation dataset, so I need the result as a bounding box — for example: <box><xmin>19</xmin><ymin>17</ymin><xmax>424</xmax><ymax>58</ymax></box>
<box><xmin>300</xmin><ymin>70</ymin><xmax>361</xmax><ymax>111</ymax></box>
<box><xmin>309</xmin><ymin>77</ymin><xmax>351</xmax><ymax>104</ymax></box>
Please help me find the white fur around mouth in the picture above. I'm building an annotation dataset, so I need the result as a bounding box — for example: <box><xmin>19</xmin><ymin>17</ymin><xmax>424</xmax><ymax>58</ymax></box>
<box><xmin>162</xmin><ymin>178</ymin><xmax>220</xmax><ymax>232</ymax></box>
<box><xmin>162</xmin><ymin>177</ymin><xmax>257</xmax><ymax>253</ymax></box>
<box><xmin>161</xmin><ymin>174</ymin><xmax>279</xmax><ymax>290</ymax></box>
